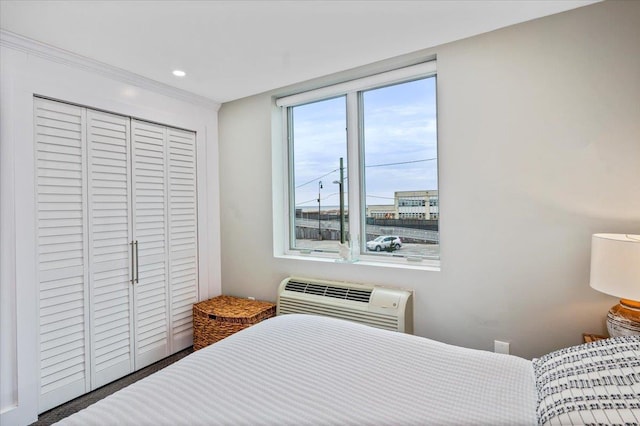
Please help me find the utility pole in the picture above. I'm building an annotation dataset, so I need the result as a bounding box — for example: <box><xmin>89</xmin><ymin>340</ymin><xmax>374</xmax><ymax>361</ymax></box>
<box><xmin>317</xmin><ymin>180</ymin><xmax>323</xmax><ymax>240</ymax></box>
<box><xmin>334</xmin><ymin>157</ymin><xmax>345</xmax><ymax>244</ymax></box>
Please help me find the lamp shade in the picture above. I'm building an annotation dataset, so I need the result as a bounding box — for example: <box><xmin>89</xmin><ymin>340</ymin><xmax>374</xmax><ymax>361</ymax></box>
<box><xmin>590</xmin><ymin>234</ymin><xmax>640</xmax><ymax>301</ymax></box>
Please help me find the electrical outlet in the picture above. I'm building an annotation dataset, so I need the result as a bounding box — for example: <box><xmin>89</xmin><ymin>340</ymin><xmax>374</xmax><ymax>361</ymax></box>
<box><xmin>494</xmin><ymin>340</ymin><xmax>510</xmax><ymax>354</ymax></box>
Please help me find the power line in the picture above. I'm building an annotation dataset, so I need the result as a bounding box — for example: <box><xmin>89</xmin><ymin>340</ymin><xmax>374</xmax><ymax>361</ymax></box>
<box><xmin>366</xmin><ymin>157</ymin><xmax>436</xmax><ymax>168</ymax></box>
<box><xmin>299</xmin><ymin>193</ymin><xmax>408</xmax><ymax>206</ymax></box>
<box><xmin>296</xmin><ymin>197</ymin><xmax>318</xmax><ymax>205</ymax></box>
<box><xmin>296</xmin><ymin>192</ymin><xmax>341</xmax><ymax>206</ymax></box>
<box><xmin>295</xmin><ymin>168</ymin><xmax>338</xmax><ymax>189</ymax></box>
<box><xmin>367</xmin><ymin>194</ymin><xmax>395</xmax><ymax>200</ymax></box>
<box><xmin>295</xmin><ymin>158</ymin><xmax>435</xmax><ymax>189</ymax></box>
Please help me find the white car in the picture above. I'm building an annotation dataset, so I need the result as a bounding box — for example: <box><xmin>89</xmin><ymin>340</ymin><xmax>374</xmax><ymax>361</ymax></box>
<box><xmin>366</xmin><ymin>235</ymin><xmax>402</xmax><ymax>252</ymax></box>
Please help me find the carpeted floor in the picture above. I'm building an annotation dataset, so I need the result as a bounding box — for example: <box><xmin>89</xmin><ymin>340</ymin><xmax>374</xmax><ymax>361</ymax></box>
<box><xmin>32</xmin><ymin>347</ymin><xmax>194</xmax><ymax>425</ymax></box>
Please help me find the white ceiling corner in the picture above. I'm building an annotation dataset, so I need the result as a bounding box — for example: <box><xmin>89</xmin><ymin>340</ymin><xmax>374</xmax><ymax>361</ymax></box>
<box><xmin>0</xmin><ymin>0</ymin><xmax>599</xmax><ymax>104</ymax></box>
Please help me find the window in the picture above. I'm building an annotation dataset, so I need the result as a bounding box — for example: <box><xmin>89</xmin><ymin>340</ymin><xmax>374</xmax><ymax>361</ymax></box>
<box><xmin>289</xmin><ymin>96</ymin><xmax>348</xmax><ymax>253</ymax></box>
<box><xmin>278</xmin><ymin>61</ymin><xmax>438</xmax><ymax>265</ymax></box>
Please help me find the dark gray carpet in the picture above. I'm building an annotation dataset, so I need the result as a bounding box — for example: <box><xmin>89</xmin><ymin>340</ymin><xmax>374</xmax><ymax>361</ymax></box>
<box><xmin>32</xmin><ymin>347</ymin><xmax>194</xmax><ymax>425</ymax></box>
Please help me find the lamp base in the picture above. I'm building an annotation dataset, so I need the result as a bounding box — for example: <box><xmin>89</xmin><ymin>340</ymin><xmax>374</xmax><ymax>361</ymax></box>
<box><xmin>606</xmin><ymin>299</ymin><xmax>640</xmax><ymax>337</ymax></box>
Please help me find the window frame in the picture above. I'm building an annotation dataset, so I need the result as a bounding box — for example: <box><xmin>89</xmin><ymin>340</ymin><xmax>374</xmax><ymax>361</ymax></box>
<box><xmin>277</xmin><ymin>61</ymin><xmax>439</xmax><ymax>268</ymax></box>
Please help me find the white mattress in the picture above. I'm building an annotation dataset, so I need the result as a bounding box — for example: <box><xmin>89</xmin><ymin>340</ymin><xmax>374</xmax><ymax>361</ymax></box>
<box><xmin>58</xmin><ymin>314</ymin><xmax>537</xmax><ymax>425</ymax></box>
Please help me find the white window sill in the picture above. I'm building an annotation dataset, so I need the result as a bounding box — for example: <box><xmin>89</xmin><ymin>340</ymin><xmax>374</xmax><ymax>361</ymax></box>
<box><xmin>274</xmin><ymin>252</ymin><xmax>441</xmax><ymax>272</ymax></box>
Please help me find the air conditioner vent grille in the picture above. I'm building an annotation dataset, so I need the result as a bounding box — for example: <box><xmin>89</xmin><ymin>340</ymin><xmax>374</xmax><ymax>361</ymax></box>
<box><xmin>285</xmin><ymin>280</ymin><xmax>372</xmax><ymax>303</ymax></box>
<box><xmin>278</xmin><ymin>277</ymin><xmax>413</xmax><ymax>334</ymax></box>
<box><xmin>278</xmin><ymin>297</ymin><xmax>399</xmax><ymax>331</ymax></box>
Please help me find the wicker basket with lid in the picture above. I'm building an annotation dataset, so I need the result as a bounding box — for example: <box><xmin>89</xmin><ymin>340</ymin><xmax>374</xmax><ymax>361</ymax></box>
<box><xmin>193</xmin><ymin>295</ymin><xmax>276</xmax><ymax>350</ymax></box>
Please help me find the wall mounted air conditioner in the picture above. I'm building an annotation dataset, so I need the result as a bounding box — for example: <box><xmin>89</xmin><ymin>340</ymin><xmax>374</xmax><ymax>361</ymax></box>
<box><xmin>277</xmin><ymin>277</ymin><xmax>413</xmax><ymax>333</ymax></box>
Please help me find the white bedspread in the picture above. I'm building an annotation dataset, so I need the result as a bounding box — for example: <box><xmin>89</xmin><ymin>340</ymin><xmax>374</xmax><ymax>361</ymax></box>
<box><xmin>58</xmin><ymin>314</ymin><xmax>537</xmax><ymax>425</ymax></box>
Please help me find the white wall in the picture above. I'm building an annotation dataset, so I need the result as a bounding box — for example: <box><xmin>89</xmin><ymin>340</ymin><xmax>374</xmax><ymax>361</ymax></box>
<box><xmin>218</xmin><ymin>0</ymin><xmax>640</xmax><ymax>359</ymax></box>
<box><xmin>0</xmin><ymin>33</ymin><xmax>222</xmax><ymax>425</ymax></box>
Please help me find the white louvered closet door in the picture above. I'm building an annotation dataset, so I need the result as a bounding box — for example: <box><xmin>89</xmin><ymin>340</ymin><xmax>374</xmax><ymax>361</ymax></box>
<box><xmin>167</xmin><ymin>128</ymin><xmax>199</xmax><ymax>350</ymax></box>
<box><xmin>35</xmin><ymin>98</ymin><xmax>90</xmax><ymax>412</ymax></box>
<box><xmin>131</xmin><ymin>120</ymin><xmax>170</xmax><ymax>369</ymax></box>
<box><xmin>36</xmin><ymin>100</ymin><xmax>200</xmax><ymax>412</ymax></box>
<box><xmin>86</xmin><ymin>110</ymin><xmax>135</xmax><ymax>389</ymax></box>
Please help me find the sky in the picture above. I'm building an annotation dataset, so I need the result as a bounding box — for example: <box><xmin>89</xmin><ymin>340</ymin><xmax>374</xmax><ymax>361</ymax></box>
<box><xmin>292</xmin><ymin>76</ymin><xmax>437</xmax><ymax>210</ymax></box>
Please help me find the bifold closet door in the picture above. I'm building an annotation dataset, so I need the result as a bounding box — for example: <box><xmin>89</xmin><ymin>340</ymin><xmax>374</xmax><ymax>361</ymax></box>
<box><xmin>131</xmin><ymin>120</ymin><xmax>170</xmax><ymax>369</ymax></box>
<box><xmin>35</xmin><ymin>98</ymin><xmax>90</xmax><ymax>412</ymax></box>
<box><xmin>167</xmin><ymin>128</ymin><xmax>199</xmax><ymax>350</ymax></box>
<box><xmin>86</xmin><ymin>110</ymin><xmax>135</xmax><ymax>388</ymax></box>
<box><xmin>36</xmin><ymin>99</ymin><xmax>199</xmax><ymax>412</ymax></box>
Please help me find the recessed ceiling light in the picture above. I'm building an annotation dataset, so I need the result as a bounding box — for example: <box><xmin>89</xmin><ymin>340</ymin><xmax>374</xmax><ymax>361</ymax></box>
<box><xmin>172</xmin><ymin>70</ymin><xmax>186</xmax><ymax>77</ymax></box>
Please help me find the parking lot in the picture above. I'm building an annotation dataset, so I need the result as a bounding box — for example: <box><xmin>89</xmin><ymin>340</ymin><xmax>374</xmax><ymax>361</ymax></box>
<box><xmin>295</xmin><ymin>239</ymin><xmax>440</xmax><ymax>258</ymax></box>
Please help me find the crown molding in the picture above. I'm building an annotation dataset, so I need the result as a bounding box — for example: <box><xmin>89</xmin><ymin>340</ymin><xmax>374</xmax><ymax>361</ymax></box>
<box><xmin>0</xmin><ymin>29</ymin><xmax>221</xmax><ymax>111</ymax></box>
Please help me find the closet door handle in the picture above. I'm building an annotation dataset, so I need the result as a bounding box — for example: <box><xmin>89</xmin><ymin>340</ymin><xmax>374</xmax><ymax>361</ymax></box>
<box><xmin>130</xmin><ymin>241</ymin><xmax>135</xmax><ymax>284</ymax></box>
<box><xmin>134</xmin><ymin>240</ymin><xmax>139</xmax><ymax>283</ymax></box>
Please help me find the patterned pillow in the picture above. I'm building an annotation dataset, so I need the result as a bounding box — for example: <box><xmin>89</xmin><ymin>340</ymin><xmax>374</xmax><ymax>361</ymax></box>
<box><xmin>533</xmin><ymin>336</ymin><xmax>640</xmax><ymax>426</ymax></box>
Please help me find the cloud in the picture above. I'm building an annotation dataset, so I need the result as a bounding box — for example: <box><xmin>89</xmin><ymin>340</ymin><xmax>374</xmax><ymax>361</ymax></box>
<box><xmin>292</xmin><ymin>77</ymin><xmax>438</xmax><ymax>208</ymax></box>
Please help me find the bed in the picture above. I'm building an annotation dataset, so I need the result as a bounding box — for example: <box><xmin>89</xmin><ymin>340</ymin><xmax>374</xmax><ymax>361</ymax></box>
<box><xmin>57</xmin><ymin>314</ymin><xmax>640</xmax><ymax>426</ymax></box>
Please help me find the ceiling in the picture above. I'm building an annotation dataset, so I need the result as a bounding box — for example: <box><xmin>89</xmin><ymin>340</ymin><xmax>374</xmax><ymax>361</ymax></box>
<box><xmin>0</xmin><ymin>0</ymin><xmax>597</xmax><ymax>104</ymax></box>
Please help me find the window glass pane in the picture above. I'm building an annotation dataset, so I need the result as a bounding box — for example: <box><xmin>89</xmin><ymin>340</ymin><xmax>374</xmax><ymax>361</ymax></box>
<box><xmin>362</xmin><ymin>77</ymin><xmax>438</xmax><ymax>258</ymax></box>
<box><xmin>291</xmin><ymin>96</ymin><xmax>348</xmax><ymax>252</ymax></box>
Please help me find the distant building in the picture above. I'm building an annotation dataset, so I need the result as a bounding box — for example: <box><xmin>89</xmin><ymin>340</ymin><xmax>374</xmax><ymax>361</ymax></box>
<box><xmin>366</xmin><ymin>190</ymin><xmax>438</xmax><ymax>220</ymax></box>
<box><xmin>396</xmin><ymin>190</ymin><xmax>438</xmax><ymax>220</ymax></box>
<box><xmin>366</xmin><ymin>204</ymin><xmax>396</xmax><ymax>219</ymax></box>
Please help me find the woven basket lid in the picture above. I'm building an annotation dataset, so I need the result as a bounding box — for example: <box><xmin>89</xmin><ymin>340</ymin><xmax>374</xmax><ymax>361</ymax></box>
<box><xmin>196</xmin><ymin>295</ymin><xmax>275</xmax><ymax>319</ymax></box>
